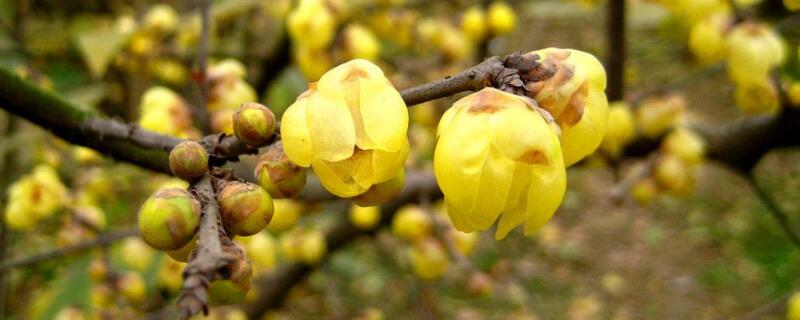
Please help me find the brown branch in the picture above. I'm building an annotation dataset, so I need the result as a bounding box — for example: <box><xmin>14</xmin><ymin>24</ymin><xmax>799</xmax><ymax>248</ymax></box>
<box><xmin>244</xmin><ymin>171</ymin><xmax>440</xmax><ymax>318</ymax></box>
<box><xmin>177</xmin><ymin>174</ymin><xmax>236</xmax><ymax>319</ymax></box>
<box><xmin>606</xmin><ymin>0</ymin><xmax>626</xmax><ymax>101</ymax></box>
<box><xmin>0</xmin><ymin>227</ymin><xmax>139</xmax><ymax>271</ymax></box>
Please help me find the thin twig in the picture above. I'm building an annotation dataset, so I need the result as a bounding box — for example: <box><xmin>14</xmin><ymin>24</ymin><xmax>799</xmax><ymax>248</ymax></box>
<box><xmin>748</xmin><ymin>173</ymin><xmax>800</xmax><ymax>250</ymax></box>
<box><xmin>0</xmin><ymin>227</ymin><xmax>139</xmax><ymax>271</ymax></box>
<box><xmin>606</xmin><ymin>0</ymin><xmax>626</xmax><ymax>101</ymax></box>
<box><xmin>193</xmin><ymin>0</ymin><xmax>211</xmax><ymax>134</ymax></box>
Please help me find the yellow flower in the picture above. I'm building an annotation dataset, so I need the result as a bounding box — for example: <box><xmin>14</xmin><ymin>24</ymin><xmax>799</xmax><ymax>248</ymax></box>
<box><xmin>786</xmin><ymin>0</ymin><xmax>800</xmax><ymax>10</ymax></box>
<box><xmin>3</xmin><ymin>164</ymin><xmax>70</xmax><ymax>230</ymax></box>
<box><xmin>788</xmin><ymin>291</ymin><xmax>800</xmax><ymax>320</ymax></box>
<box><xmin>408</xmin><ymin>237</ymin><xmax>449</xmax><ymax>280</ymax></box>
<box><xmin>391</xmin><ymin>205</ymin><xmax>432</xmax><ymax>242</ymax></box>
<box><xmin>138</xmin><ymin>87</ymin><xmax>195</xmax><ymax>137</ymax></box>
<box><xmin>340</xmin><ymin>24</ymin><xmax>381</xmax><ymax>62</ymax></box>
<box><xmin>688</xmin><ymin>14</ymin><xmax>730</xmax><ymax>64</ymax></box>
<box><xmin>726</xmin><ymin>22</ymin><xmax>786</xmax><ymax>83</ymax></box>
<box><xmin>461</xmin><ymin>6</ymin><xmax>487</xmax><ymax>42</ymax></box>
<box><xmin>287</xmin><ymin>0</ymin><xmax>336</xmax><ymax>50</ymax></box>
<box><xmin>293</xmin><ymin>45</ymin><xmax>333</xmax><ymax>81</ymax></box>
<box><xmin>207</xmin><ymin>59</ymin><xmax>258</xmax><ymax>113</ymax></box>
<box><xmin>435</xmin><ymin>88</ymin><xmax>566</xmax><ymax>239</ymax></box>
<box><xmin>266</xmin><ymin>199</ymin><xmax>303</xmax><ymax>232</ymax></box>
<box><xmin>635</xmin><ymin>94</ymin><xmax>686</xmax><ymax>138</ymax></box>
<box><xmin>734</xmin><ymin>77</ymin><xmax>780</xmax><ymax>114</ymax></box>
<box><xmin>661</xmin><ymin>127</ymin><xmax>705</xmax><ymax>164</ymax></box>
<box><xmin>526</xmin><ymin>48</ymin><xmax>609</xmax><ymax>166</ymax></box>
<box><xmin>488</xmin><ymin>1</ymin><xmax>516</xmax><ymax>36</ymax></box>
<box><xmin>349</xmin><ymin>204</ymin><xmax>381</xmax><ymax>230</ymax></box>
<box><xmin>601</xmin><ymin>102</ymin><xmax>635</xmax><ymax>157</ymax></box>
<box><xmin>281</xmin><ymin>59</ymin><xmax>409</xmax><ymax>198</ymax></box>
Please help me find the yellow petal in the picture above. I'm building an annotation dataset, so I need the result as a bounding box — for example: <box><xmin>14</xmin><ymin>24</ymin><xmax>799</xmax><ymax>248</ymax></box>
<box><xmin>436</xmin><ymin>105</ymin><xmax>461</xmax><ymax>138</ymax></box>
<box><xmin>358</xmin><ymin>78</ymin><xmax>408</xmax><ymax>152</ymax></box>
<box><xmin>494</xmin><ymin>163</ymin><xmax>532</xmax><ymax>239</ymax></box>
<box><xmin>371</xmin><ymin>139</ymin><xmax>409</xmax><ymax>183</ymax></box>
<box><xmin>306</xmin><ymin>90</ymin><xmax>357</xmax><ymax>162</ymax></box>
<box><xmin>490</xmin><ymin>106</ymin><xmax>559</xmax><ymax>163</ymax></box>
<box><xmin>523</xmin><ymin>153</ymin><xmax>566</xmax><ymax>236</ymax></box>
<box><xmin>560</xmin><ymin>89</ymin><xmax>608</xmax><ymax>166</ymax></box>
<box><xmin>310</xmin><ymin>156</ymin><xmax>370</xmax><ymax>198</ymax></box>
<box><xmin>281</xmin><ymin>95</ymin><xmax>314</xmax><ymax>166</ymax></box>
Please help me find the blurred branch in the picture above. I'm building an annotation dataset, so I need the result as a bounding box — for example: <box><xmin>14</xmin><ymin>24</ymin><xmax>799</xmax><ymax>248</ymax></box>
<box><xmin>739</xmin><ymin>290</ymin><xmax>793</xmax><ymax>320</ymax></box>
<box><xmin>192</xmin><ymin>0</ymin><xmax>212</xmax><ymax>134</ymax></box>
<box><xmin>606</xmin><ymin>0</ymin><xmax>626</xmax><ymax>101</ymax></box>
<box><xmin>252</xmin><ymin>30</ymin><xmax>290</xmax><ymax>95</ymax></box>
<box><xmin>748</xmin><ymin>173</ymin><xmax>800</xmax><ymax>250</ymax></box>
<box><xmin>0</xmin><ymin>227</ymin><xmax>139</xmax><ymax>271</ymax></box>
<box><xmin>244</xmin><ymin>171</ymin><xmax>440</xmax><ymax>318</ymax></box>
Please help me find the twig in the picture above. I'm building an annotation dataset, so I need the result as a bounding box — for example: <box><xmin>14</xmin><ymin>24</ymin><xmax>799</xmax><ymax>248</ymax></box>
<box><xmin>193</xmin><ymin>0</ymin><xmax>211</xmax><ymax>134</ymax></box>
<box><xmin>244</xmin><ymin>171</ymin><xmax>440</xmax><ymax>318</ymax></box>
<box><xmin>739</xmin><ymin>290</ymin><xmax>793</xmax><ymax>320</ymax></box>
<box><xmin>0</xmin><ymin>227</ymin><xmax>139</xmax><ymax>271</ymax></box>
<box><xmin>748</xmin><ymin>173</ymin><xmax>800</xmax><ymax>250</ymax></box>
<box><xmin>177</xmin><ymin>174</ymin><xmax>236</xmax><ymax>319</ymax></box>
<box><xmin>609</xmin><ymin>154</ymin><xmax>658</xmax><ymax>204</ymax></box>
<box><xmin>606</xmin><ymin>0</ymin><xmax>626</xmax><ymax>101</ymax></box>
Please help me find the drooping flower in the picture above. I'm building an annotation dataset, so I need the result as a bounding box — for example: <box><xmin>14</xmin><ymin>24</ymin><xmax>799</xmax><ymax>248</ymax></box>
<box><xmin>434</xmin><ymin>88</ymin><xmax>566</xmax><ymax>239</ymax></box>
<box><xmin>526</xmin><ymin>48</ymin><xmax>609</xmax><ymax>166</ymax></box>
<box><xmin>281</xmin><ymin>59</ymin><xmax>409</xmax><ymax>198</ymax></box>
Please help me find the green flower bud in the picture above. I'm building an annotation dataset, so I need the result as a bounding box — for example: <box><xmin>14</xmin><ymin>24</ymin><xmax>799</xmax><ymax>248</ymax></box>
<box><xmin>255</xmin><ymin>142</ymin><xmax>306</xmax><ymax>199</ymax></box>
<box><xmin>138</xmin><ymin>188</ymin><xmax>201</xmax><ymax>250</ymax></box>
<box><xmin>169</xmin><ymin>141</ymin><xmax>208</xmax><ymax>181</ymax></box>
<box><xmin>218</xmin><ymin>182</ymin><xmax>274</xmax><ymax>236</ymax></box>
<box><xmin>233</xmin><ymin>102</ymin><xmax>276</xmax><ymax>146</ymax></box>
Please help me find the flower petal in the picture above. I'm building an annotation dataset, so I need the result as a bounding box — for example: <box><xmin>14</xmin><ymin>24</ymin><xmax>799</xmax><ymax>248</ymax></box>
<box><xmin>490</xmin><ymin>106</ymin><xmax>559</xmax><ymax>164</ymax></box>
<box><xmin>358</xmin><ymin>78</ymin><xmax>408</xmax><ymax>152</ymax></box>
<box><xmin>310</xmin><ymin>156</ymin><xmax>370</xmax><ymax>198</ymax></box>
<box><xmin>494</xmin><ymin>163</ymin><xmax>533</xmax><ymax>239</ymax></box>
<box><xmin>306</xmin><ymin>90</ymin><xmax>357</xmax><ymax>162</ymax></box>
<box><xmin>280</xmin><ymin>95</ymin><xmax>313</xmax><ymax>167</ymax></box>
<box><xmin>372</xmin><ymin>139</ymin><xmax>409</xmax><ymax>183</ymax></box>
<box><xmin>560</xmin><ymin>89</ymin><xmax>608</xmax><ymax>166</ymax></box>
<box><xmin>523</xmin><ymin>152</ymin><xmax>566</xmax><ymax>236</ymax></box>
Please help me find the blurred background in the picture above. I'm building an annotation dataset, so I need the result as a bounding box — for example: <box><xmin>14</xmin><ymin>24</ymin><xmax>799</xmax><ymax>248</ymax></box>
<box><xmin>1</xmin><ymin>0</ymin><xmax>800</xmax><ymax>319</ymax></box>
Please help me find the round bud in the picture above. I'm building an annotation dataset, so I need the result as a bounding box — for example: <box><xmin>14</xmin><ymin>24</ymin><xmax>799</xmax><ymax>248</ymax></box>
<box><xmin>217</xmin><ymin>182</ymin><xmax>274</xmax><ymax>236</ymax></box>
<box><xmin>157</xmin><ymin>258</ymin><xmax>185</xmax><ymax>292</ymax></box>
<box><xmin>349</xmin><ymin>204</ymin><xmax>381</xmax><ymax>230</ymax></box>
<box><xmin>90</xmin><ymin>284</ymin><xmax>114</xmax><ymax>307</ymax></box>
<box><xmin>88</xmin><ymin>258</ymin><xmax>108</xmax><ymax>282</ymax></box>
<box><xmin>468</xmin><ymin>272</ymin><xmax>494</xmax><ymax>297</ymax></box>
<box><xmin>166</xmin><ymin>234</ymin><xmax>197</xmax><ymax>262</ymax></box>
<box><xmin>138</xmin><ymin>188</ymin><xmax>201</xmax><ymax>250</ymax></box>
<box><xmin>169</xmin><ymin>141</ymin><xmax>208</xmax><ymax>181</ymax></box>
<box><xmin>391</xmin><ymin>205</ymin><xmax>432</xmax><ymax>242</ymax></box>
<box><xmin>631</xmin><ymin>178</ymin><xmax>657</xmax><ymax>205</ymax></box>
<box><xmin>121</xmin><ymin>238</ymin><xmax>155</xmax><ymax>271</ymax></box>
<box><xmin>255</xmin><ymin>142</ymin><xmax>306</xmax><ymax>199</ymax></box>
<box><xmin>117</xmin><ymin>272</ymin><xmax>146</xmax><ymax>304</ymax></box>
<box><xmin>352</xmin><ymin>170</ymin><xmax>405</xmax><ymax>206</ymax></box>
<box><xmin>233</xmin><ymin>102</ymin><xmax>276</xmax><ymax>146</ymax></box>
<box><xmin>209</xmin><ymin>250</ymin><xmax>252</xmax><ymax>305</ymax></box>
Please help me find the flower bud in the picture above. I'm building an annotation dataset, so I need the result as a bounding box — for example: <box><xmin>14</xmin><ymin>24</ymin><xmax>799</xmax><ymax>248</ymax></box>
<box><xmin>287</xmin><ymin>0</ymin><xmax>336</xmax><ymax>50</ymax></box>
<box><xmin>233</xmin><ymin>102</ymin><xmax>276</xmax><ymax>146</ymax></box>
<box><xmin>351</xmin><ymin>170</ymin><xmax>405</xmax><ymax>206</ymax></box>
<box><xmin>688</xmin><ymin>14</ymin><xmax>729</xmax><ymax>64</ymax></box>
<box><xmin>143</xmin><ymin>4</ymin><xmax>178</xmax><ymax>33</ymax></box>
<box><xmin>243</xmin><ymin>231</ymin><xmax>277</xmax><ymax>272</ymax></box>
<box><xmin>209</xmin><ymin>256</ymin><xmax>253</xmax><ymax>305</ymax></box>
<box><xmin>488</xmin><ymin>1</ymin><xmax>516</xmax><ymax>36</ymax></box>
<box><xmin>117</xmin><ymin>272</ymin><xmax>146</xmax><ymax>304</ymax></box>
<box><xmin>88</xmin><ymin>258</ymin><xmax>107</xmax><ymax>282</ymax></box>
<box><xmin>654</xmin><ymin>155</ymin><xmax>694</xmax><ymax>194</ymax></box>
<box><xmin>734</xmin><ymin>77</ymin><xmax>780</xmax><ymax>114</ymax></box>
<box><xmin>138</xmin><ymin>188</ymin><xmax>201</xmax><ymax>250</ymax></box>
<box><xmin>121</xmin><ymin>238</ymin><xmax>156</xmax><ymax>271</ymax></box>
<box><xmin>279</xmin><ymin>227</ymin><xmax>327</xmax><ymax>264</ymax></box>
<box><xmin>166</xmin><ymin>234</ymin><xmax>197</xmax><ymax>262</ymax></box>
<box><xmin>255</xmin><ymin>142</ymin><xmax>306</xmax><ymax>199</ymax></box>
<box><xmin>451</xmin><ymin>229</ymin><xmax>478</xmax><ymax>257</ymax></box>
<box><xmin>726</xmin><ymin>22</ymin><xmax>785</xmax><ymax>83</ymax></box>
<box><xmin>468</xmin><ymin>272</ymin><xmax>494</xmax><ymax>297</ymax></box>
<box><xmin>661</xmin><ymin>127</ymin><xmax>705</xmax><ymax>164</ymax></box>
<box><xmin>341</xmin><ymin>23</ymin><xmax>381</xmax><ymax>61</ymax></box>
<box><xmin>391</xmin><ymin>205</ymin><xmax>432</xmax><ymax>242</ymax></box>
<box><xmin>461</xmin><ymin>6</ymin><xmax>487</xmax><ymax>42</ymax></box>
<box><xmin>266</xmin><ymin>199</ymin><xmax>303</xmax><ymax>232</ymax></box>
<box><xmin>90</xmin><ymin>284</ymin><xmax>114</xmax><ymax>307</ymax></box>
<box><xmin>786</xmin><ymin>0</ymin><xmax>800</xmax><ymax>10</ymax></box>
<box><xmin>169</xmin><ymin>141</ymin><xmax>208</xmax><ymax>181</ymax></box>
<box><xmin>631</xmin><ymin>178</ymin><xmax>657</xmax><ymax>205</ymax></box>
<box><xmin>217</xmin><ymin>182</ymin><xmax>274</xmax><ymax>236</ymax></box>
<box><xmin>157</xmin><ymin>258</ymin><xmax>185</xmax><ymax>293</ymax></box>
<box><xmin>635</xmin><ymin>94</ymin><xmax>686</xmax><ymax>138</ymax></box>
<box><xmin>408</xmin><ymin>237</ymin><xmax>449</xmax><ymax>280</ymax></box>
<box><xmin>349</xmin><ymin>204</ymin><xmax>381</xmax><ymax>230</ymax></box>
<box><xmin>601</xmin><ymin>102</ymin><xmax>635</xmax><ymax>157</ymax></box>
<box><xmin>788</xmin><ymin>291</ymin><xmax>800</xmax><ymax>320</ymax></box>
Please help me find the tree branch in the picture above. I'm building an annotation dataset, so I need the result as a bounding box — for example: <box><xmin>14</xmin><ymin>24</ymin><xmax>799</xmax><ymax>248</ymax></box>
<box><xmin>177</xmin><ymin>174</ymin><xmax>236</xmax><ymax>319</ymax></box>
<box><xmin>244</xmin><ymin>171</ymin><xmax>440</xmax><ymax>318</ymax></box>
<box><xmin>606</xmin><ymin>0</ymin><xmax>626</xmax><ymax>101</ymax></box>
<box><xmin>748</xmin><ymin>173</ymin><xmax>800</xmax><ymax>250</ymax></box>
<box><xmin>0</xmin><ymin>227</ymin><xmax>139</xmax><ymax>271</ymax></box>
